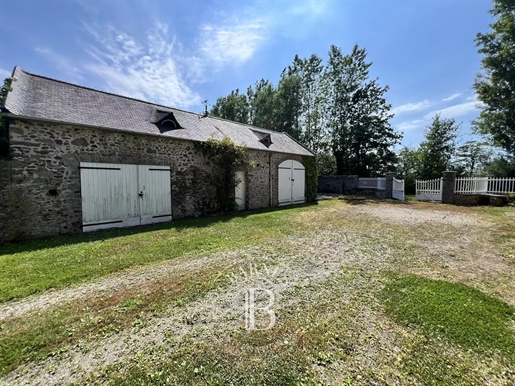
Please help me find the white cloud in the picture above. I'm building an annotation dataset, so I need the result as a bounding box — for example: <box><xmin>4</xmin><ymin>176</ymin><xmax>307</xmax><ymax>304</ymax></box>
<box><xmin>397</xmin><ymin>97</ymin><xmax>482</xmax><ymax>132</ymax></box>
<box><xmin>0</xmin><ymin>68</ymin><xmax>11</xmax><ymax>79</ymax></box>
<box><xmin>198</xmin><ymin>18</ymin><xmax>267</xmax><ymax>67</ymax></box>
<box><xmin>442</xmin><ymin>93</ymin><xmax>462</xmax><ymax>102</ymax></box>
<box><xmin>425</xmin><ymin>100</ymin><xmax>481</xmax><ymax>120</ymax></box>
<box><xmin>396</xmin><ymin>118</ymin><xmax>428</xmax><ymax>132</ymax></box>
<box><xmin>391</xmin><ymin>100</ymin><xmax>433</xmax><ymax>115</ymax></box>
<box><xmin>288</xmin><ymin>0</ymin><xmax>330</xmax><ymax>18</ymax></box>
<box><xmin>35</xmin><ymin>47</ymin><xmax>83</xmax><ymax>80</ymax></box>
<box><xmin>83</xmin><ymin>22</ymin><xmax>201</xmax><ymax>109</ymax></box>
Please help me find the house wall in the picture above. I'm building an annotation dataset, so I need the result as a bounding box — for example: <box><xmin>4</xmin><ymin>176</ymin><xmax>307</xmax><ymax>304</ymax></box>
<box><xmin>0</xmin><ymin>119</ymin><xmax>306</xmax><ymax>241</ymax></box>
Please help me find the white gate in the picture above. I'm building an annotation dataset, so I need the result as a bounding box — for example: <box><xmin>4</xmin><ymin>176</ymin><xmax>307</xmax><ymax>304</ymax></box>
<box><xmin>278</xmin><ymin>160</ymin><xmax>306</xmax><ymax>206</ymax></box>
<box><xmin>416</xmin><ymin>178</ymin><xmax>442</xmax><ymax>201</ymax></box>
<box><xmin>235</xmin><ymin>171</ymin><xmax>246</xmax><ymax>210</ymax></box>
<box><xmin>80</xmin><ymin>162</ymin><xmax>172</xmax><ymax>232</ymax></box>
<box><xmin>392</xmin><ymin>178</ymin><xmax>405</xmax><ymax>201</ymax></box>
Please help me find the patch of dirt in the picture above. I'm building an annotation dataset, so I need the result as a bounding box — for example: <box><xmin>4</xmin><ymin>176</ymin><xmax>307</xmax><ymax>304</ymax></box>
<box><xmin>351</xmin><ymin>205</ymin><xmax>485</xmax><ymax>227</ymax></box>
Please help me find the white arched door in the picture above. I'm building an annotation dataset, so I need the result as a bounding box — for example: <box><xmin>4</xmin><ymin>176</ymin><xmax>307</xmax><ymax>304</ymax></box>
<box><xmin>278</xmin><ymin>160</ymin><xmax>305</xmax><ymax>206</ymax></box>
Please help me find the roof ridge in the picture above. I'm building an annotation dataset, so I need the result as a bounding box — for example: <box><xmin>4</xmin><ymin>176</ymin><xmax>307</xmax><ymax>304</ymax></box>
<box><xmin>16</xmin><ymin>67</ymin><xmax>204</xmax><ymax>116</ymax></box>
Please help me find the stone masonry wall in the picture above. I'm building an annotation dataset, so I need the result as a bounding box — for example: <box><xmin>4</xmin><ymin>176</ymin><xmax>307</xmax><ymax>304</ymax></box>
<box><xmin>1</xmin><ymin>119</ymin><xmax>307</xmax><ymax>240</ymax></box>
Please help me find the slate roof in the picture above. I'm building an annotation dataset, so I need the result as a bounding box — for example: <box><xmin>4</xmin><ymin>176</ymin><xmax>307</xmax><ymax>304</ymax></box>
<box><xmin>3</xmin><ymin>67</ymin><xmax>314</xmax><ymax>157</ymax></box>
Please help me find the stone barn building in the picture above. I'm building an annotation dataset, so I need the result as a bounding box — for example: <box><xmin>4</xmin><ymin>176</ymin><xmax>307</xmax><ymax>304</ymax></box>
<box><xmin>0</xmin><ymin>67</ymin><xmax>314</xmax><ymax>241</ymax></box>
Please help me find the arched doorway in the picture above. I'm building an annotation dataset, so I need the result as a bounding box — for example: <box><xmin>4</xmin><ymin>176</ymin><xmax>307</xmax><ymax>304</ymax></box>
<box><xmin>278</xmin><ymin>160</ymin><xmax>305</xmax><ymax>206</ymax></box>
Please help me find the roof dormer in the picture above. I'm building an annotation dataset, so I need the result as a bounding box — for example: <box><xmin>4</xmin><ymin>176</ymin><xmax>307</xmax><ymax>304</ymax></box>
<box><xmin>152</xmin><ymin>110</ymin><xmax>182</xmax><ymax>133</ymax></box>
<box><xmin>251</xmin><ymin>130</ymin><xmax>273</xmax><ymax>148</ymax></box>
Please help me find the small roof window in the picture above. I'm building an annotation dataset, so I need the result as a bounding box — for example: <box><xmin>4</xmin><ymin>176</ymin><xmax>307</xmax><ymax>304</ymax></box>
<box><xmin>251</xmin><ymin>130</ymin><xmax>273</xmax><ymax>148</ymax></box>
<box><xmin>152</xmin><ymin>110</ymin><xmax>182</xmax><ymax>133</ymax></box>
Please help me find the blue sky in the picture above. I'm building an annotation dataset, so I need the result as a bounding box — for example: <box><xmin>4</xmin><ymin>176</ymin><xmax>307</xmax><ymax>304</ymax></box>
<box><xmin>0</xmin><ymin>0</ymin><xmax>492</xmax><ymax>147</ymax></box>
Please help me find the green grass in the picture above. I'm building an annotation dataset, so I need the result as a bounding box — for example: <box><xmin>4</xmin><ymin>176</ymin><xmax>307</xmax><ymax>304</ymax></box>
<box><xmin>0</xmin><ymin>267</ymin><xmax>231</xmax><ymax>374</ymax></box>
<box><xmin>0</xmin><ymin>204</ymin><xmax>316</xmax><ymax>302</ymax></box>
<box><xmin>380</xmin><ymin>274</ymin><xmax>515</xmax><ymax>356</ymax></box>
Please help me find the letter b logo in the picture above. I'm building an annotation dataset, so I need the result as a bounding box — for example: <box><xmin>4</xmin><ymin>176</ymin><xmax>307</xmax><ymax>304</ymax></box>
<box><xmin>244</xmin><ymin>288</ymin><xmax>276</xmax><ymax>331</ymax></box>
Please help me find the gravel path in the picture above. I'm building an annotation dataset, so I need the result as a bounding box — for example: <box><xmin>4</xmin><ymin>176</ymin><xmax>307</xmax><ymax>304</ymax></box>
<box><xmin>351</xmin><ymin>205</ymin><xmax>485</xmax><ymax>227</ymax></box>
<box><xmin>2</xmin><ymin>230</ymin><xmax>366</xmax><ymax>385</ymax></box>
<box><xmin>1</xmin><ymin>204</ymin><xmax>511</xmax><ymax>385</ymax></box>
<box><xmin>0</xmin><ymin>255</ymin><xmax>221</xmax><ymax>322</ymax></box>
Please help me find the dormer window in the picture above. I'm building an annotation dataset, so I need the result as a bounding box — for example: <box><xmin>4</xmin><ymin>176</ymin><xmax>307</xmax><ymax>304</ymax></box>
<box><xmin>251</xmin><ymin>130</ymin><xmax>273</xmax><ymax>148</ymax></box>
<box><xmin>160</xmin><ymin>119</ymin><xmax>177</xmax><ymax>130</ymax></box>
<box><xmin>260</xmin><ymin>135</ymin><xmax>272</xmax><ymax>148</ymax></box>
<box><xmin>152</xmin><ymin>110</ymin><xmax>182</xmax><ymax>133</ymax></box>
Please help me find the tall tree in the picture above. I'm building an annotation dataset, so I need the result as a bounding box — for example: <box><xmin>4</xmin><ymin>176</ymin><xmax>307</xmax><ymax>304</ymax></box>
<box><xmin>247</xmin><ymin>79</ymin><xmax>277</xmax><ymax>130</ymax></box>
<box><xmin>275</xmin><ymin>72</ymin><xmax>303</xmax><ymax>139</ymax></box>
<box><xmin>418</xmin><ymin>114</ymin><xmax>459</xmax><ymax>180</ymax></box>
<box><xmin>484</xmin><ymin>154</ymin><xmax>515</xmax><ymax>177</ymax></box>
<box><xmin>454</xmin><ymin>141</ymin><xmax>492</xmax><ymax>176</ymax></box>
<box><xmin>396</xmin><ymin>146</ymin><xmax>421</xmax><ymax>194</ymax></box>
<box><xmin>473</xmin><ymin>0</ymin><xmax>515</xmax><ymax>155</ymax></box>
<box><xmin>325</xmin><ymin>44</ymin><xmax>400</xmax><ymax>176</ymax></box>
<box><xmin>288</xmin><ymin>54</ymin><xmax>326</xmax><ymax>154</ymax></box>
<box><xmin>210</xmin><ymin>89</ymin><xmax>249</xmax><ymax>123</ymax></box>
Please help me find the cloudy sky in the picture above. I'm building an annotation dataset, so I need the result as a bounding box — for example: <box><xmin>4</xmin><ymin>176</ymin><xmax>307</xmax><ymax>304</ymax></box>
<box><xmin>0</xmin><ymin>0</ymin><xmax>492</xmax><ymax>146</ymax></box>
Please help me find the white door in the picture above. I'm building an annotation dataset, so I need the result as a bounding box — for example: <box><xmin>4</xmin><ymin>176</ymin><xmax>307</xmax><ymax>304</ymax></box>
<box><xmin>392</xmin><ymin>178</ymin><xmax>405</xmax><ymax>201</ymax></box>
<box><xmin>278</xmin><ymin>160</ymin><xmax>305</xmax><ymax>206</ymax></box>
<box><xmin>80</xmin><ymin>162</ymin><xmax>171</xmax><ymax>232</ymax></box>
<box><xmin>235</xmin><ymin>171</ymin><xmax>246</xmax><ymax>210</ymax></box>
<box><xmin>139</xmin><ymin>165</ymin><xmax>172</xmax><ymax>225</ymax></box>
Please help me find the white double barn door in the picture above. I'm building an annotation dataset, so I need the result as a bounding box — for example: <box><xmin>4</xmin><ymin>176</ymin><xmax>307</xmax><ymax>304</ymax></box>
<box><xmin>80</xmin><ymin>162</ymin><xmax>172</xmax><ymax>232</ymax></box>
<box><xmin>278</xmin><ymin>160</ymin><xmax>306</xmax><ymax>206</ymax></box>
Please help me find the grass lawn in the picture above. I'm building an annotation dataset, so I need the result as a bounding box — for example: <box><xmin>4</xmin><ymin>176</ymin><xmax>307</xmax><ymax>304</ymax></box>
<box><xmin>1</xmin><ymin>198</ymin><xmax>514</xmax><ymax>385</ymax></box>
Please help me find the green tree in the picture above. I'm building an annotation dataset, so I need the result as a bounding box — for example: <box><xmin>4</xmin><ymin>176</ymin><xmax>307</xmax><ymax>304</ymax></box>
<box><xmin>396</xmin><ymin>146</ymin><xmax>421</xmax><ymax>194</ymax></box>
<box><xmin>484</xmin><ymin>154</ymin><xmax>515</xmax><ymax>177</ymax></box>
<box><xmin>454</xmin><ymin>141</ymin><xmax>492</xmax><ymax>176</ymax></box>
<box><xmin>288</xmin><ymin>54</ymin><xmax>326</xmax><ymax>154</ymax></box>
<box><xmin>210</xmin><ymin>89</ymin><xmax>249</xmax><ymax>123</ymax></box>
<box><xmin>275</xmin><ymin>72</ymin><xmax>303</xmax><ymax>139</ymax></box>
<box><xmin>247</xmin><ymin>79</ymin><xmax>277</xmax><ymax>130</ymax></box>
<box><xmin>325</xmin><ymin>44</ymin><xmax>401</xmax><ymax>176</ymax></box>
<box><xmin>473</xmin><ymin>0</ymin><xmax>515</xmax><ymax>155</ymax></box>
<box><xmin>418</xmin><ymin>115</ymin><xmax>459</xmax><ymax>180</ymax></box>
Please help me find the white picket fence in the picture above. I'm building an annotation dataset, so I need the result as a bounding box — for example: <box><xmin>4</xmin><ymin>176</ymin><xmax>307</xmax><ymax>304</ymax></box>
<box><xmin>487</xmin><ymin>177</ymin><xmax>515</xmax><ymax>194</ymax></box>
<box><xmin>416</xmin><ymin>178</ymin><xmax>443</xmax><ymax>201</ymax></box>
<box><xmin>416</xmin><ymin>176</ymin><xmax>515</xmax><ymax>201</ymax></box>
<box><xmin>357</xmin><ymin>177</ymin><xmax>386</xmax><ymax>190</ymax></box>
<box><xmin>455</xmin><ymin>177</ymin><xmax>515</xmax><ymax>195</ymax></box>
<box><xmin>455</xmin><ymin>177</ymin><xmax>488</xmax><ymax>194</ymax></box>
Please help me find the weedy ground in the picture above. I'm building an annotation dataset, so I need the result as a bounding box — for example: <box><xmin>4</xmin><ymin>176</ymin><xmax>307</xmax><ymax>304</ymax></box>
<box><xmin>0</xmin><ymin>198</ymin><xmax>514</xmax><ymax>385</ymax></box>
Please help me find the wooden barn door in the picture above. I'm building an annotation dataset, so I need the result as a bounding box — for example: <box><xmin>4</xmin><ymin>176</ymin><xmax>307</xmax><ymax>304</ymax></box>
<box><xmin>139</xmin><ymin>165</ymin><xmax>172</xmax><ymax>225</ymax></box>
<box><xmin>278</xmin><ymin>160</ymin><xmax>306</xmax><ymax>206</ymax></box>
<box><xmin>80</xmin><ymin>162</ymin><xmax>171</xmax><ymax>232</ymax></box>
